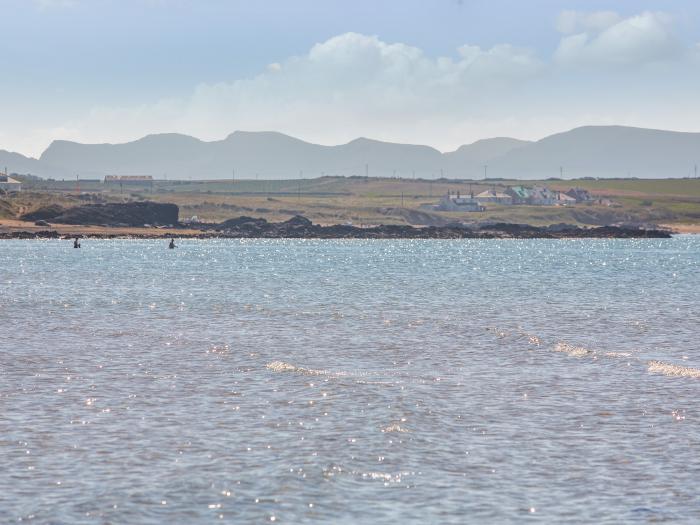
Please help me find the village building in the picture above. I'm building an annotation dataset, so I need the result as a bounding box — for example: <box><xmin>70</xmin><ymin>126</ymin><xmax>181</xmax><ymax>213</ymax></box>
<box><xmin>475</xmin><ymin>189</ymin><xmax>513</xmax><ymax>205</ymax></box>
<box><xmin>528</xmin><ymin>185</ymin><xmax>558</xmax><ymax>206</ymax></box>
<box><xmin>0</xmin><ymin>173</ymin><xmax>22</xmax><ymax>192</ymax></box>
<box><xmin>435</xmin><ymin>191</ymin><xmax>484</xmax><ymax>212</ymax></box>
<box><xmin>505</xmin><ymin>185</ymin><xmax>531</xmax><ymax>204</ymax></box>
<box><xmin>554</xmin><ymin>191</ymin><xmax>576</xmax><ymax>205</ymax></box>
<box><xmin>565</xmin><ymin>187</ymin><xmax>594</xmax><ymax>202</ymax></box>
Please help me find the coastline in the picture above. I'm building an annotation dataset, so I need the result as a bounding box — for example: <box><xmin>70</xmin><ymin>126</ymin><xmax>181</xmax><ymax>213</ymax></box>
<box><xmin>0</xmin><ymin>217</ymin><xmax>675</xmax><ymax>240</ymax></box>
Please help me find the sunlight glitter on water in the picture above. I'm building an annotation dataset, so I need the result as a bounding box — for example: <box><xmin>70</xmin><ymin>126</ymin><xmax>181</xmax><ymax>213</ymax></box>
<box><xmin>1</xmin><ymin>237</ymin><xmax>699</xmax><ymax>523</ymax></box>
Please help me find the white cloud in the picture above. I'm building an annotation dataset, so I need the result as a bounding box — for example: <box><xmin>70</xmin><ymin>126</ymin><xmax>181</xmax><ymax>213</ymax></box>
<box><xmin>8</xmin><ymin>18</ymin><xmax>700</xmax><ymax>157</ymax></box>
<box><xmin>555</xmin><ymin>11</ymin><xmax>681</xmax><ymax>67</ymax></box>
<box><xmin>556</xmin><ymin>10</ymin><xmax>621</xmax><ymax>34</ymax></box>
<box><xmin>35</xmin><ymin>33</ymin><xmax>544</xmax><ymax>152</ymax></box>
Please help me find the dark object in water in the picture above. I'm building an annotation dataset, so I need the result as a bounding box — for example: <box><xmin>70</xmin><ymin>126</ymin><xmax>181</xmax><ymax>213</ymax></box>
<box><xmin>169</xmin><ymin>238</ymin><xmax>176</xmax><ymax>249</ymax></box>
<box><xmin>73</xmin><ymin>237</ymin><xmax>81</xmax><ymax>248</ymax></box>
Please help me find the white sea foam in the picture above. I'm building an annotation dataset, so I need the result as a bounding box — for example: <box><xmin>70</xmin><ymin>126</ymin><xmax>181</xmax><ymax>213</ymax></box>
<box><xmin>647</xmin><ymin>360</ymin><xmax>700</xmax><ymax>379</ymax></box>
<box><xmin>381</xmin><ymin>423</ymin><xmax>409</xmax><ymax>433</ymax></box>
<box><xmin>266</xmin><ymin>361</ymin><xmax>338</xmax><ymax>376</ymax></box>
<box><xmin>554</xmin><ymin>342</ymin><xmax>593</xmax><ymax>358</ymax></box>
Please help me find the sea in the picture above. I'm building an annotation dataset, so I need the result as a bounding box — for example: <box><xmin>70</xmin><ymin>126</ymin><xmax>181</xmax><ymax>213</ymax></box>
<box><xmin>1</xmin><ymin>237</ymin><xmax>699</xmax><ymax>523</ymax></box>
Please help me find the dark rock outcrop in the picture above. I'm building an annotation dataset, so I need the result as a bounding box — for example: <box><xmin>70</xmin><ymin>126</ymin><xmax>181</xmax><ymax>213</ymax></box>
<box><xmin>21</xmin><ymin>204</ymin><xmax>66</xmax><ymax>221</ymax></box>
<box><xmin>22</xmin><ymin>201</ymin><xmax>179</xmax><ymax>226</ymax></box>
<box><xmin>207</xmin><ymin>215</ymin><xmax>672</xmax><ymax>239</ymax></box>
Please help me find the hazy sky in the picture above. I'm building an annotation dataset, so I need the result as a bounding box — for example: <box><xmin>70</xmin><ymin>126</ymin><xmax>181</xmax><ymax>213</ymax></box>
<box><xmin>2</xmin><ymin>0</ymin><xmax>700</xmax><ymax>156</ymax></box>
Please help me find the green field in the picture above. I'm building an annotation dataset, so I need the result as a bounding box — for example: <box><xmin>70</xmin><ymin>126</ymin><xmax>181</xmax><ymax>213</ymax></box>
<box><xmin>4</xmin><ymin>176</ymin><xmax>700</xmax><ymax>227</ymax></box>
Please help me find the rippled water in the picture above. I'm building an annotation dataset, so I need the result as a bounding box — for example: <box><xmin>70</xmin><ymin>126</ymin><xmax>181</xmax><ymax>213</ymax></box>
<box><xmin>1</xmin><ymin>237</ymin><xmax>699</xmax><ymax>523</ymax></box>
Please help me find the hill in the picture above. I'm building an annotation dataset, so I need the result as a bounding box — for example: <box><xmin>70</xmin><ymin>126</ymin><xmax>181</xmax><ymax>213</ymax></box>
<box><xmin>488</xmin><ymin>126</ymin><xmax>700</xmax><ymax>179</ymax></box>
<box><xmin>1</xmin><ymin>126</ymin><xmax>698</xmax><ymax>179</ymax></box>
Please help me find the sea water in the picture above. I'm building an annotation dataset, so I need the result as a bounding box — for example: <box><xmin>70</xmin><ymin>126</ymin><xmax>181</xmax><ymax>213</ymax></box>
<box><xmin>1</xmin><ymin>237</ymin><xmax>699</xmax><ymax>523</ymax></box>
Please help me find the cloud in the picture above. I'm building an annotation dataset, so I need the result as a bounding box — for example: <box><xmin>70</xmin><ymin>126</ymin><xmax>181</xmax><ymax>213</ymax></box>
<box><xmin>38</xmin><ymin>32</ymin><xmax>544</xmax><ymax>152</ymax></box>
<box><xmin>556</xmin><ymin>11</ymin><xmax>621</xmax><ymax>34</ymax></box>
<box><xmin>10</xmin><ymin>17</ymin><xmax>700</xmax><ymax>157</ymax></box>
<box><xmin>555</xmin><ymin>11</ymin><xmax>681</xmax><ymax>67</ymax></box>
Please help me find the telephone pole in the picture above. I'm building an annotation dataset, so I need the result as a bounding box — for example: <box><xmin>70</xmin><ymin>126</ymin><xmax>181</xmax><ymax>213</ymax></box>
<box><xmin>483</xmin><ymin>165</ymin><xmax>488</xmax><ymax>180</ymax></box>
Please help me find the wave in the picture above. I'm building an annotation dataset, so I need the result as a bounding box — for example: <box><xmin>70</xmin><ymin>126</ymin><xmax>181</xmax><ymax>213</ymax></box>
<box><xmin>266</xmin><ymin>361</ymin><xmax>334</xmax><ymax>376</ymax></box>
<box><xmin>553</xmin><ymin>342</ymin><xmax>594</xmax><ymax>358</ymax></box>
<box><xmin>647</xmin><ymin>360</ymin><xmax>700</xmax><ymax>379</ymax></box>
<box><xmin>265</xmin><ymin>361</ymin><xmax>398</xmax><ymax>381</ymax></box>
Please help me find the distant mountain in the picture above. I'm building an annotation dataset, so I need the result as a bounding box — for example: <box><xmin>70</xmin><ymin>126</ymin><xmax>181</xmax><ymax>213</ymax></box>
<box><xmin>444</xmin><ymin>137</ymin><xmax>531</xmax><ymax>178</ymax></box>
<box><xmin>487</xmin><ymin>126</ymin><xmax>700</xmax><ymax>179</ymax></box>
<box><xmin>39</xmin><ymin>131</ymin><xmax>448</xmax><ymax>179</ymax></box>
<box><xmin>2</xmin><ymin>125</ymin><xmax>699</xmax><ymax>180</ymax></box>
<box><xmin>0</xmin><ymin>150</ymin><xmax>60</xmax><ymax>178</ymax></box>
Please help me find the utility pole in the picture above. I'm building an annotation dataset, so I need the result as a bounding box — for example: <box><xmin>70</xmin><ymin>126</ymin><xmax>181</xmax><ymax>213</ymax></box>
<box><xmin>365</xmin><ymin>163</ymin><xmax>369</xmax><ymax>178</ymax></box>
<box><xmin>298</xmin><ymin>170</ymin><xmax>303</xmax><ymax>202</ymax></box>
<box><xmin>560</xmin><ymin>166</ymin><xmax>564</xmax><ymax>179</ymax></box>
<box><xmin>76</xmin><ymin>174</ymin><xmax>80</xmax><ymax>194</ymax></box>
<box><xmin>483</xmin><ymin>165</ymin><xmax>488</xmax><ymax>180</ymax></box>
<box><xmin>232</xmin><ymin>168</ymin><xmax>235</xmax><ymax>186</ymax></box>
<box><xmin>695</xmin><ymin>164</ymin><xmax>698</xmax><ymax>178</ymax></box>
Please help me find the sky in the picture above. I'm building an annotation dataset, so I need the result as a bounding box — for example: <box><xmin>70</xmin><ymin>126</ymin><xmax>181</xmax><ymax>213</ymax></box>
<box><xmin>2</xmin><ymin>0</ymin><xmax>700</xmax><ymax>157</ymax></box>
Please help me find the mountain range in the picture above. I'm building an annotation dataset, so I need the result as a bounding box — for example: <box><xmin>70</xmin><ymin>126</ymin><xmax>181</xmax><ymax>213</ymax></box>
<box><xmin>1</xmin><ymin>126</ymin><xmax>699</xmax><ymax>180</ymax></box>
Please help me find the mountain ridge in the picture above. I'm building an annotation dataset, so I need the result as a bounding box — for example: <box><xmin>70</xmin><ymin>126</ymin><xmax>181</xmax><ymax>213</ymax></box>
<box><xmin>2</xmin><ymin>125</ymin><xmax>699</xmax><ymax>180</ymax></box>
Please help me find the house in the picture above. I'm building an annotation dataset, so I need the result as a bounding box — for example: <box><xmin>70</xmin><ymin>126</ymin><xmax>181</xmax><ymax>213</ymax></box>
<box><xmin>0</xmin><ymin>173</ymin><xmax>22</xmax><ymax>192</ymax></box>
<box><xmin>554</xmin><ymin>192</ymin><xmax>576</xmax><ymax>205</ymax></box>
<box><xmin>435</xmin><ymin>191</ymin><xmax>484</xmax><ymax>212</ymax></box>
<box><xmin>506</xmin><ymin>185</ymin><xmax>531</xmax><ymax>204</ymax></box>
<box><xmin>565</xmin><ymin>187</ymin><xmax>594</xmax><ymax>202</ymax></box>
<box><xmin>528</xmin><ymin>185</ymin><xmax>557</xmax><ymax>205</ymax></box>
<box><xmin>475</xmin><ymin>189</ymin><xmax>513</xmax><ymax>205</ymax></box>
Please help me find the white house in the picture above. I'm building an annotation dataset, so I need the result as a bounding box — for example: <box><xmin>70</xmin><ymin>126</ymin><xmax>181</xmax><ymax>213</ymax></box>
<box><xmin>435</xmin><ymin>192</ymin><xmax>484</xmax><ymax>212</ymax></box>
<box><xmin>0</xmin><ymin>174</ymin><xmax>21</xmax><ymax>192</ymax></box>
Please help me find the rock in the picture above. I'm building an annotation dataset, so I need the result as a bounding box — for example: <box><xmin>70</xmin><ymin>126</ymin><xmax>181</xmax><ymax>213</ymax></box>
<box><xmin>220</xmin><ymin>216</ymin><xmax>268</xmax><ymax>229</ymax></box>
<box><xmin>283</xmin><ymin>215</ymin><xmax>313</xmax><ymax>228</ymax></box>
<box><xmin>24</xmin><ymin>201</ymin><xmax>179</xmax><ymax>226</ymax></box>
<box><xmin>187</xmin><ymin>214</ymin><xmax>672</xmax><ymax>239</ymax></box>
<box><xmin>21</xmin><ymin>204</ymin><xmax>66</xmax><ymax>221</ymax></box>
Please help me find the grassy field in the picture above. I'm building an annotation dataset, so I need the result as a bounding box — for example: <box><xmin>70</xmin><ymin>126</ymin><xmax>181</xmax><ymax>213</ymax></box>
<box><xmin>3</xmin><ymin>176</ymin><xmax>700</xmax><ymax>228</ymax></box>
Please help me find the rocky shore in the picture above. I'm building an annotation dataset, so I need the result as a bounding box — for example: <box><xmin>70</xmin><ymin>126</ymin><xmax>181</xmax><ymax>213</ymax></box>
<box><xmin>1</xmin><ymin>213</ymin><xmax>673</xmax><ymax>240</ymax></box>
